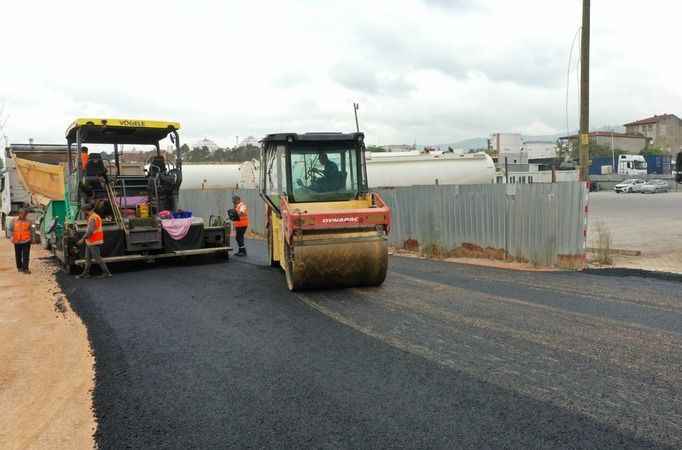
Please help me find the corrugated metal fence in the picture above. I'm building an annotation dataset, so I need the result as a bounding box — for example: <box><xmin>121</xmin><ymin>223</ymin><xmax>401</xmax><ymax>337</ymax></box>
<box><xmin>180</xmin><ymin>182</ymin><xmax>588</xmax><ymax>267</ymax></box>
<box><xmin>179</xmin><ymin>188</ymin><xmax>267</xmax><ymax>235</ymax></box>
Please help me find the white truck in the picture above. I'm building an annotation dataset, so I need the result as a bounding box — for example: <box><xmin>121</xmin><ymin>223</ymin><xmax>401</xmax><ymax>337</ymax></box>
<box><xmin>1</xmin><ymin>146</ymin><xmax>30</xmax><ymax>234</ymax></box>
<box><xmin>1</xmin><ymin>144</ymin><xmax>68</xmax><ymax>236</ymax></box>
<box><xmin>617</xmin><ymin>154</ymin><xmax>648</xmax><ymax>176</ymax></box>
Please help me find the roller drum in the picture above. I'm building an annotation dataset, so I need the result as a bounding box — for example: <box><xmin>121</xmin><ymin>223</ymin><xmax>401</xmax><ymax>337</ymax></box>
<box><xmin>285</xmin><ymin>231</ymin><xmax>388</xmax><ymax>291</ymax></box>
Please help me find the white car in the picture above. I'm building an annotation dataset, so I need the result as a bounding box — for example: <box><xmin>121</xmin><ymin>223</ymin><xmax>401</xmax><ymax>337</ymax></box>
<box><xmin>614</xmin><ymin>179</ymin><xmax>645</xmax><ymax>193</ymax></box>
<box><xmin>639</xmin><ymin>179</ymin><xmax>670</xmax><ymax>194</ymax></box>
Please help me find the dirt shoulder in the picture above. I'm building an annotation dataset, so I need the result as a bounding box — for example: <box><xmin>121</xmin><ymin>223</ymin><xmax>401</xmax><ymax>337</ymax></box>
<box><xmin>0</xmin><ymin>236</ymin><xmax>94</xmax><ymax>449</ymax></box>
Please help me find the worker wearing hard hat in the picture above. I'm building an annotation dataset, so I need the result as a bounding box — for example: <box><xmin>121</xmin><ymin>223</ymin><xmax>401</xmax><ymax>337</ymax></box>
<box><xmin>231</xmin><ymin>195</ymin><xmax>249</xmax><ymax>256</ymax></box>
<box><xmin>76</xmin><ymin>203</ymin><xmax>112</xmax><ymax>279</ymax></box>
<box><xmin>9</xmin><ymin>208</ymin><xmax>33</xmax><ymax>273</ymax></box>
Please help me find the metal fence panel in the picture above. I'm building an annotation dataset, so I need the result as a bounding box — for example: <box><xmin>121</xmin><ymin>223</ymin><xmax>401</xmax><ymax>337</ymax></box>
<box><xmin>179</xmin><ymin>181</ymin><xmax>587</xmax><ymax>266</ymax></box>
<box><xmin>179</xmin><ymin>188</ymin><xmax>266</xmax><ymax>235</ymax></box>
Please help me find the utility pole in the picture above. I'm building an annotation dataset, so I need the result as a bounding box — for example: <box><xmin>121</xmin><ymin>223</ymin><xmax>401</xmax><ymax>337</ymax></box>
<box><xmin>579</xmin><ymin>0</ymin><xmax>591</xmax><ymax>182</ymax></box>
<box><xmin>353</xmin><ymin>102</ymin><xmax>360</xmax><ymax>132</ymax></box>
<box><xmin>611</xmin><ymin>131</ymin><xmax>615</xmax><ymax>173</ymax></box>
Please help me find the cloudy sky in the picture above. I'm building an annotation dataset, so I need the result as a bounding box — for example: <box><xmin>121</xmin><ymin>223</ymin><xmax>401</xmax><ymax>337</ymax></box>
<box><xmin>1</xmin><ymin>0</ymin><xmax>680</xmax><ymax>147</ymax></box>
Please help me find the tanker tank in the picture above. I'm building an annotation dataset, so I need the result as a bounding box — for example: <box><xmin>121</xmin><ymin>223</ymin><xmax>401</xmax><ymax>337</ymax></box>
<box><xmin>180</xmin><ymin>164</ymin><xmax>241</xmax><ymax>190</ymax></box>
<box><xmin>365</xmin><ymin>152</ymin><xmax>496</xmax><ymax>187</ymax></box>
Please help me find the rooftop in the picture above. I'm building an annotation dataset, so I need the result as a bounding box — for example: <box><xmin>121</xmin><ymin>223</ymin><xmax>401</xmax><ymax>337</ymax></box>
<box><xmin>624</xmin><ymin>114</ymin><xmax>680</xmax><ymax>127</ymax></box>
<box><xmin>559</xmin><ymin>132</ymin><xmax>648</xmax><ymax>140</ymax></box>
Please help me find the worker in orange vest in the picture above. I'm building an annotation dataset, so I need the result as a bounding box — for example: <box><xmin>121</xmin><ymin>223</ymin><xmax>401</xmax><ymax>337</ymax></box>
<box><xmin>9</xmin><ymin>208</ymin><xmax>32</xmax><ymax>273</ymax></box>
<box><xmin>76</xmin><ymin>203</ymin><xmax>112</xmax><ymax>279</ymax></box>
<box><xmin>81</xmin><ymin>146</ymin><xmax>89</xmax><ymax>171</ymax></box>
<box><xmin>231</xmin><ymin>195</ymin><xmax>249</xmax><ymax>256</ymax></box>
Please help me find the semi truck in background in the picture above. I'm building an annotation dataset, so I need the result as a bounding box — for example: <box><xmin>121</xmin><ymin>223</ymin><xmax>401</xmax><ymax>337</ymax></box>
<box><xmin>617</xmin><ymin>154</ymin><xmax>648</xmax><ymax>176</ymax></box>
<box><xmin>1</xmin><ymin>144</ymin><xmax>68</xmax><ymax>238</ymax></box>
<box><xmin>1</xmin><ymin>147</ymin><xmax>30</xmax><ymax>232</ymax></box>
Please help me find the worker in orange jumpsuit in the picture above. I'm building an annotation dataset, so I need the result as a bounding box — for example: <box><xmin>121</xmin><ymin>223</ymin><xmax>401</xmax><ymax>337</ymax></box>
<box><xmin>9</xmin><ymin>208</ymin><xmax>32</xmax><ymax>273</ymax></box>
<box><xmin>231</xmin><ymin>195</ymin><xmax>249</xmax><ymax>256</ymax></box>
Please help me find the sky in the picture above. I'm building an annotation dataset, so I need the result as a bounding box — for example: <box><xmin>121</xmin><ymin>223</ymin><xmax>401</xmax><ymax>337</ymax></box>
<box><xmin>1</xmin><ymin>0</ymin><xmax>681</xmax><ymax>147</ymax></box>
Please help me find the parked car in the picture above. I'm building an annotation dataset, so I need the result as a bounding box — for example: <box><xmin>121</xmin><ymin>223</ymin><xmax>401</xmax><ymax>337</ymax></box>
<box><xmin>639</xmin><ymin>179</ymin><xmax>670</xmax><ymax>194</ymax></box>
<box><xmin>614</xmin><ymin>179</ymin><xmax>645</xmax><ymax>193</ymax></box>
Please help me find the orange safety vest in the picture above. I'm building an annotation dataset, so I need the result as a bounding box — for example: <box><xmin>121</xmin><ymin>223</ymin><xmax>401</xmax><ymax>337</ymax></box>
<box><xmin>234</xmin><ymin>201</ymin><xmax>249</xmax><ymax>228</ymax></box>
<box><xmin>86</xmin><ymin>213</ymin><xmax>104</xmax><ymax>246</ymax></box>
<box><xmin>81</xmin><ymin>153</ymin><xmax>89</xmax><ymax>169</ymax></box>
<box><xmin>12</xmin><ymin>219</ymin><xmax>31</xmax><ymax>244</ymax></box>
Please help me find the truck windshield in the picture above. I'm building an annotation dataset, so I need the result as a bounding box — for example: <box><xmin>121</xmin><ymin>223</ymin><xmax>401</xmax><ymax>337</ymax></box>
<box><xmin>633</xmin><ymin>160</ymin><xmax>647</xmax><ymax>170</ymax></box>
<box><xmin>289</xmin><ymin>146</ymin><xmax>361</xmax><ymax>202</ymax></box>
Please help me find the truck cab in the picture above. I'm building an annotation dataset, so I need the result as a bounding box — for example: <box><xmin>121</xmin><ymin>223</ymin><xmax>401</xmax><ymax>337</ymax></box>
<box><xmin>618</xmin><ymin>154</ymin><xmax>648</xmax><ymax>176</ymax></box>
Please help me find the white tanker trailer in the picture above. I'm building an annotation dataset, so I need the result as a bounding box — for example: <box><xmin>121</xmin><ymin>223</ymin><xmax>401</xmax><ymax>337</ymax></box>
<box><xmin>180</xmin><ymin>164</ymin><xmax>241</xmax><ymax>190</ymax></box>
<box><xmin>366</xmin><ymin>152</ymin><xmax>495</xmax><ymax>187</ymax></box>
<box><xmin>237</xmin><ymin>152</ymin><xmax>495</xmax><ymax>189</ymax></box>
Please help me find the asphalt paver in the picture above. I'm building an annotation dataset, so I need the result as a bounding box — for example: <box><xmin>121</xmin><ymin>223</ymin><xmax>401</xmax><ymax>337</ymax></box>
<box><xmin>59</xmin><ymin>240</ymin><xmax>681</xmax><ymax>449</ymax></box>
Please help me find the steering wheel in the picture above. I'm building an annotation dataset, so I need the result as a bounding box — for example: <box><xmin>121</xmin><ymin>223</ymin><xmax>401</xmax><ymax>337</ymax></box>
<box><xmin>306</xmin><ymin>165</ymin><xmax>324</xmax><ymax>180</ymax></box>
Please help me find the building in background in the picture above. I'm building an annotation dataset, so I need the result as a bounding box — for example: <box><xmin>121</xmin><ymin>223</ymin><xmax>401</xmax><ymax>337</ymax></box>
<box><xmin>489</xmin><ymin>133</ymin><xmax>522</xmax><ymax>156</ymax></box>
<box><xmin>521</xmin><ymin>141</ymin><xmax>557</xmax><ymax>165</ymax></box>
<box><xmin>559</xmin><ymin>132</ymin><xmax>650</xmax><ymax>154</ymax></box>
<box><xmin>624</xmin><ymin>114</ymin><xmax>682</xmax><ymax>155</ymax></box>
<box><xmin>238</xmin><ymin>136</ymin><xmax>260</xmax><ymax>148</ymax></box>
<box><xmin>490</xmin><ymin>133</ymin><xmax>557</xmax><ymax>165</ymax></box>
<box><xmin>379</xmin><ymin>144</ymin><xmax>417</xmax><ymax>152</ymax></box>
<box><xmin>193</xmin><ymin>138</ymin><xmax>220</xmax><ymax>152</ymax></box>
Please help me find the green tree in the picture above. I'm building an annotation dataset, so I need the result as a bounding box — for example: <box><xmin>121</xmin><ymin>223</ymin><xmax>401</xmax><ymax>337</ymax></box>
<box><xmin>640</xmin><ymin>147</ymin><xmax>665</xmax><ymax>156</ymax></box>
<box><xmin>366</xmin><ymin>145</ymin><xmax>386</xmax><ymax>153</ymax></box>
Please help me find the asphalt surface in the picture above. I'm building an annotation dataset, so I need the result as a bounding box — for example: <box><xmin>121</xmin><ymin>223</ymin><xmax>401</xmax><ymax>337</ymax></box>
<box><xmin>59</xmin><ymin>239</ymin><xmax>682</xmax><ymax>449</ymax></box>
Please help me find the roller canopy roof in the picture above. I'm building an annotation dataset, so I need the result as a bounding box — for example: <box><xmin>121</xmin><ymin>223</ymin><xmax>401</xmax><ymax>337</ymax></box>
<box><xmin>261</xmin><ymin>132</ymin><xmax>365</xmax><ymax>144</ymax></box>
<box><xmin>65</xmin><ymin>118</ymin><xmax>181</xmax><ymax>145</ymax></box>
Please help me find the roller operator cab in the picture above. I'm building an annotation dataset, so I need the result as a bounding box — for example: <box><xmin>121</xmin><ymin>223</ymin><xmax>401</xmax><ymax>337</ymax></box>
<box><xmin>260</xmin><ymin>132</ymin><xmax>391</xmax><ymax>291</ymax></box>
<box><xmin>56</xmin><ymin>118</ymin><xmax>230</xmax><ymax>273</ymax></box>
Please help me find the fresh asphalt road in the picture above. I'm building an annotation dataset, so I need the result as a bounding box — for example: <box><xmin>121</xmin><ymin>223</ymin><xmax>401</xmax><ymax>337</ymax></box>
<box><xmin>59</xmin><ymin>239</ymin><xmax>682</xmax><ymax>449</ymax></box>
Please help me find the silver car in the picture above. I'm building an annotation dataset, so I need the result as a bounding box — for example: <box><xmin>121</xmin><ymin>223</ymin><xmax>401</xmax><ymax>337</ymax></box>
<box><xmin>639</xmin><ymin>179</ymin><xmax>670</xmax><ymax>194</ymax></box>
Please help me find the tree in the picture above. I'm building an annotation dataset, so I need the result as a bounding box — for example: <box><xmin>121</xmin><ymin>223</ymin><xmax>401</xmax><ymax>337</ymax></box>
<box><xmin>366</xmin><ymin>145</ymin><xmax>386</xmax><ymax>153</ymax></box>
<box><xmin>640</xmin><ymin>147</ymin><xmax>665</xmax><ymax>156</ymax></box>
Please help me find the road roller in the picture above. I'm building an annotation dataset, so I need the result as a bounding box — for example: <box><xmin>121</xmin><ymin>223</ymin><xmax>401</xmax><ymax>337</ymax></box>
<box><xmin>259</xmin><ymin>132</ymin><xmax>391</xmax><ymax>291</ymax></box>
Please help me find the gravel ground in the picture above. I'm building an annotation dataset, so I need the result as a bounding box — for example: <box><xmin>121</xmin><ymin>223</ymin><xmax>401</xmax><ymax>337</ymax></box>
<box><xmin>588</xmin><ymin>191</ymin><xmax>682</xmax><ymax>252</ymax></box>
<box><xmin>589</xmin><ymin>191</ymin><xmax>682</xmax><ymax>272</ymax></box>
<box><xmin>59</xmin><ymin>239</ymin><xmax>681</xmax><ymax>449</ymax></box>
<box><xmin>0</xmin><ymin>237</ymin><xmax>94</xmax><ymax>450</ymax></box>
